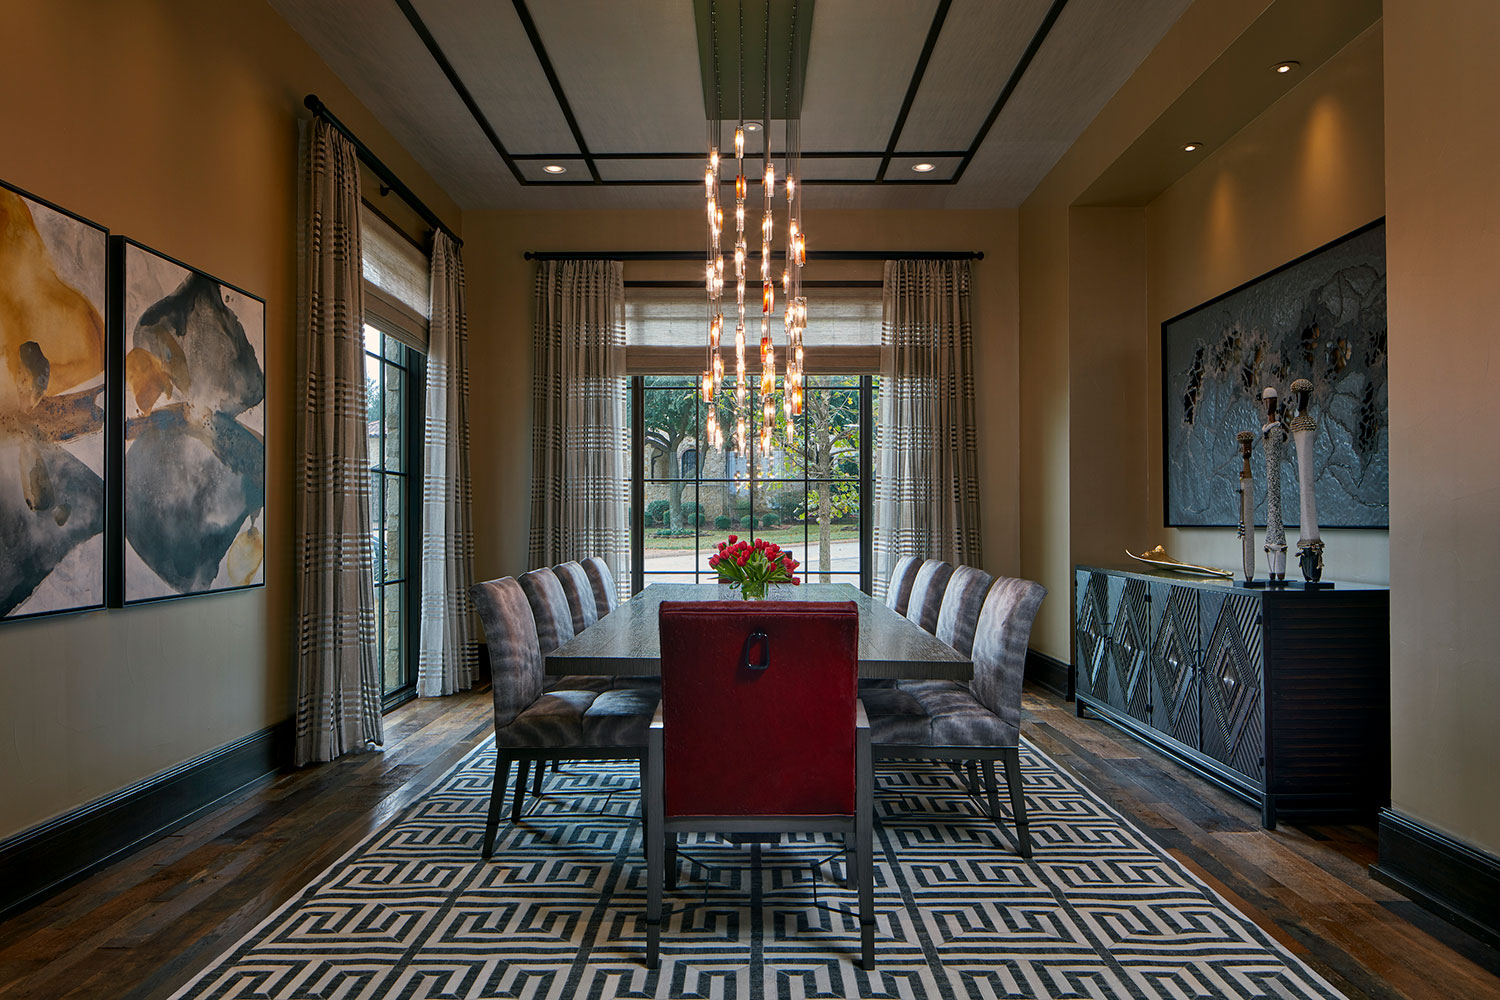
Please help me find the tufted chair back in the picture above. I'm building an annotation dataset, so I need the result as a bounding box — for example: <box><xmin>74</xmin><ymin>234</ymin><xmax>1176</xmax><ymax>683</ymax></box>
<box><xmin>935</xmin><ymin>565</ymin><xmax>995</xmax><ymax>657</ymax></box>
<box><xmin>904</xmin><ymin>559</ymin><xmax>955</xmax><ymax>633</ymax></box>
<box><xmin>581</xmin><ymin>557</ymin><xmax>620</xmax><ymax>618</ymax></box>
<box><xmin>468</xmin><ymin>577</ymin><xmax>545</xmax><ymax>730</ymax></box>
<box><xmin>553</xmin><ymin>561</ymin><xmax>599</xmax><ymax>634</ymax></box>
<box><xmin>519</xmin><ymin>568</ymin><xmax>576</xmax><ymax>654</ymax></box>
<box><xmin>968</xmin><ymin>577</ymin><xmax>1047</xmax><ymax>732</ymax></box>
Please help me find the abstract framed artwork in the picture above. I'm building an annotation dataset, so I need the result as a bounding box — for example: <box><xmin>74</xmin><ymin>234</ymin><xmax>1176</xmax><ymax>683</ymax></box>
<box><xmin>1</xmin><ymin>180</ymin><xmax>110</xmax><ymax>624</ymax></box>
<box><xmin>113</xmin><ymin>238</ymin><xmax>265</xmax><ymax>603</ymax></box>
<box><xmin>1161</xmin><ymin>219</ymin><xmax>1388</xmax><ymax>528</ymax></box>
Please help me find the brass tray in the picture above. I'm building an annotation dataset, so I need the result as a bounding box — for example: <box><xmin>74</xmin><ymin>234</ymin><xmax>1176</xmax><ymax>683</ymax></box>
<box><xmin>1125</xmin><ymin>545</ymin><xmax>1234</xmax><ymax>579</ymax></box>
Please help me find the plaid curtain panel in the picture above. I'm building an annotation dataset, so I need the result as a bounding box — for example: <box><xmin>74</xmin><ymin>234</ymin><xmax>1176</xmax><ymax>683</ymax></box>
<box><xmin>873</xmin><ymin>259</ymin><xmax>982</xmax><ymax>598</ymax></box>
<box><xmin>417</xmin><ymin>232</ymin><xmax>478</xmax><ymax>697</ymax></box>
<box><xmin>529</xmin><ymin>260</ymin><xmax>628</xmax><ymax>594</ymax></box>
<box><xmin>293</xmin><ymin>119</ymin><xmax>383</xmax><ymax>764</ymax></box>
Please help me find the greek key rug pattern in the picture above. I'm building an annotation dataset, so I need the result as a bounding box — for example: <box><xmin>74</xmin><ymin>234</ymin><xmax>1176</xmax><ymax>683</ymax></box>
<box><xmin>171</xmin><ymin>740</ymin><xmax>1345</xmax><ymax>1000</ymax></box>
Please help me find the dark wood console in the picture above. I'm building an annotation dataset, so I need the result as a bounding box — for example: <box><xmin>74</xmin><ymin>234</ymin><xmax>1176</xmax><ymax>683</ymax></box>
<box><xmin>1073</xmin><ymin>565</ymin><xmax>1389</xmax><ymax>828</ymax></box>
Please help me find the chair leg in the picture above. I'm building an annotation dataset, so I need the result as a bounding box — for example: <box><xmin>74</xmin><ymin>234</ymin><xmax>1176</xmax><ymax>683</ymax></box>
<box><xmin>981</xmin><ymin>758</ymin><xmax>1002</xmax><ymax>824</ymax></box>
<box><xmin>645</xmin><ymin>734</ymin><xmax>665</xmax><ymax>969</ymax></box>
<box><xmin>965</xmin><ymin>760</ymin><xmax>982</xmax><ymax>798</ymax></box>
<box><xmin>512</xmin><ymin>760</ymin><xmax>531</xmax><ymax>823</ymax></box>
<box><xmin>482</xmin><ymin>754</ymin><xmax>512</xmax><ymax>859</ymax></box>
<box><xmin>857</xmin><ymin>811</ymin><xmax>874</xmax><ymax>971</ymax></box>
<box><xmin>532</xmin><ymin>757</ymin><xmax>545</xmax><ymax>798</ymax></box>
<box><xmin>1002</xmin><ymin>747</ymin><xmax>1032</xmax><ymax>858</ymax></box>
<box><xmin>665</xmin><ymin>834</ymin><xmax>678</xmax><ymax>890</ymax></box>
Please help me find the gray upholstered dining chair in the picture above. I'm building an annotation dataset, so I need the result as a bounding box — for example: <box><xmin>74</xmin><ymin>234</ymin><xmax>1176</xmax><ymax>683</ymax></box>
<box><xmin>935</xmin><ymin>566</ymin><xmax>995</xmax><ymax>657</ymax></box>
<box><xmin>581</xmin><ymin>556</ymin><xmax>620</xmax><ymax>619</ymax></box>
<box><xmin>469</xmin><ymin>576</ymin><xmax>659</xmax><ymax>857</ymax></box>
<box><xmin>904</xmin><ymin>559</ymin><xmax>955</xmax><ymax>633</ymax></box>
<box><xmin>554</xmin><ymin>560</ymin><xmax>600</xmax><ymax>634</ymax></box>
<box><xmin>519</xmin><ymin>567</ymin><xmax>576</xmax><ymax>654</ymax></box>
<box><xmin>883</xmin><ymin>556</ymin><xmax>922</xmax><ymax>616</ymax></box>
<box><xmin>871</xmin><ymin>576</ymin><xmax>1046</xmax><ymax>857</ymax></box>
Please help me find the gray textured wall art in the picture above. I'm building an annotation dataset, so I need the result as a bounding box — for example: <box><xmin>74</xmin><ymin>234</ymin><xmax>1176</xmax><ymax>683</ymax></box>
<box><xmin>0</xmin><ymin>181</ymin><xmax>108</xmax><ymax>622</ymax></box>
<box><xmin>119</xmin><ymin>240</ymin><xmax>265</xmax><ymax>602</ymax></box>
<box><xmin>1162</xmin><ymin>221</ymin><xmax>1387</xmax><ymax>528</ymax></box>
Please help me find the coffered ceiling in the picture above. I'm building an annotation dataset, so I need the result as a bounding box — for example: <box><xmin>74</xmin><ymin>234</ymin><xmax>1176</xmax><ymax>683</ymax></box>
<box><xmin>272</xmin><ymin>0</ymin><xmax>1193</xmax><ymax>210</ymax></box>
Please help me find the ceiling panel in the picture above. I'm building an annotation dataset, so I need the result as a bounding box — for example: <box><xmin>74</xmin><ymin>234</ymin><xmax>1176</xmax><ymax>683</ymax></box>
<box><xmin>797</xmin><ymin>0</ymin><xmax>939</xmax><ymax>152</ymax></box>
<box><xmin>411</xmin><ymin>0</ymin><xmax>579</xmax><ymax>156</ymax></box>
<box><xmin>799</xmin><ymin>157</ymin><xmax>879</xmax><ymax>182</ymax></box>
<box><xmin>517</xmin><ymin>158</ymin><xmax>593</xmax><ymax>182</ymax></box>
<box><xmin>885</xmin><ymin>155</ymin><xmax>963</xmax><ymax>182</ymax></box>
<box><xmin>529</xmin><ymin>0</ymin><xmax>707</xmax><ymax>155</ymax></box>
<box><xmin>596</xmin><ymin>157</ymin><xmax>706</xmax><ymax>182</ymax></box>
<box><xmin>267</xmin><ymin>0</ymin><xmax>515</xmax><ymax>208</ymax></box>
<box><xmin>894</xmin><ymin>0</ymin><xmax>1054</xmax><ymax>153</ymax></box>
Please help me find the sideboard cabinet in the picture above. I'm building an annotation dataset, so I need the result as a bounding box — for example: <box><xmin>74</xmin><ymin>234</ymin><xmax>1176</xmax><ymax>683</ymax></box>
<box><xmin>1072</xmin><ymin>565</ymin><xmax>1389</xmax><ymax>828</ymax></box>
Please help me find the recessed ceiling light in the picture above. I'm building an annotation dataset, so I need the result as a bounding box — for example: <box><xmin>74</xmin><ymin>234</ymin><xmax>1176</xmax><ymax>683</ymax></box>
<box><xmin>912</xmin><ymin>162</ymin><xmax>936</xmax><ymax>172</ymax></box>
<box><xmin>745</xmin><ymin>121</ymin><xmax>762</xmax><ymax>132</ymax></box>
<box><xmin>543</xmin><ymin>164</ymin><xmax>567</xmax><ymax>174</ymax></box>
<box><xmin>1273</xmin><ymin>60</ymin><xmax>1301</xmax><ymax>74</ymax></box>
<box><xmin>1182</xmin><ymin>141</ymin><xmax>1204</xmax><ymax>152</ymax></box>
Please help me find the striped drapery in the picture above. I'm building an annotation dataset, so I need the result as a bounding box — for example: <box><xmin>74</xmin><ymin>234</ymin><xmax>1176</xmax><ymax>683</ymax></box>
<box><xmin>417</xmin><ymin>232</ymin><xmax>478</xmax><ymax>697</ymax></box>
<box><xmin>873</xmin><ymin>259</ymin><xmax>982</xmax><ymax>599</ymax></box>
<box><xmin>528</xmin><ymin>260</ymin><xmax>628</xmax><ymax>592</ymax></box>
<box><xmin>293</xmin><ymin>119</ymin><xmax>383</xmax><ymax>764</ymax></box>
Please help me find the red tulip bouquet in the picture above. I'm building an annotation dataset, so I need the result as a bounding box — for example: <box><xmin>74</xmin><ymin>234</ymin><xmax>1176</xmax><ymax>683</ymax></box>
<box><xmin>708</xmin><ymin>535</ymin><xmax>801</xmax><ymax>600</ymax></box>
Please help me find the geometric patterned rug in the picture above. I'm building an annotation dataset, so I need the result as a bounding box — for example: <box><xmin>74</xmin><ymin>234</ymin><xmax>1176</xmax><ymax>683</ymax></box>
<box><xmin>170</xmin><ymin>738</ymin><xmax>1346</xmax><ymax>1000</ymax></box>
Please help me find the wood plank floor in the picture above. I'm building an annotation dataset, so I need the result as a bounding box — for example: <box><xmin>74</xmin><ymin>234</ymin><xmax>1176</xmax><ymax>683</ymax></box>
<box><xmin>0</xmin><ymin>684</ymin><xmax>1496</xmax><ymax>999</ymax></box>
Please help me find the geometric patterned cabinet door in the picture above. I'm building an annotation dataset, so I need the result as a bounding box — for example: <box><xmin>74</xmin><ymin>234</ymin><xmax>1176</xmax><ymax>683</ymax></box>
<box><xmin>1074</xmin><ymin>564</ymin><xmax>1389</xmax><ymax>829</ymax></box>
<box><xmin>1109</xmin><ymin>576</ymin><xmax>1152</xmax><ymax>724</ymax></box>
<box><xmin>1148</xmin><ymin>581</ymin><xmax>1199</xmax><ymax>749</ymax></box>
<box><xmin>1073</xmin><ymin>569</ymin><xmax>1111</xmax><ymax>707</ymax></box>
<box><xmin>1198</xmin><ymin>590</ymin><xmax>1265</xmax><ymax>787</ymax></box>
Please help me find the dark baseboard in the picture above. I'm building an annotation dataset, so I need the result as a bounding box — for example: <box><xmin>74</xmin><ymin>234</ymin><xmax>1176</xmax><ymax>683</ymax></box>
<box><xmin>1025</xmin><ymin>648</ymin><xmax>1072</xmax><ymax>700</ymax></box>
<box><xmin>0</xmin><ymin>719</ymin><xmax>293</xmax><ymax>921</ymax></box>
<box><xmin>1371</xmin><ymin>808</ymin><xmax>1500</xmax><ymax>951</ymax></box>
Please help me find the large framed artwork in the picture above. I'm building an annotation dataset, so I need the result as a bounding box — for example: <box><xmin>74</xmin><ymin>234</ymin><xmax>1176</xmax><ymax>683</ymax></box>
<box><xmin>1</xmin><ymin>180</ymin><xmax>110</xmax><ymax>623</ymax></box>
<box><xmin>1162</xmin><ymin>219</ymin><xmax>1388</xmax><ymax>528</ymax></box>
<box><xmin>113</xmin><ymin>238</ymin><xmax>265</xmax><ymax>603</ymax></box>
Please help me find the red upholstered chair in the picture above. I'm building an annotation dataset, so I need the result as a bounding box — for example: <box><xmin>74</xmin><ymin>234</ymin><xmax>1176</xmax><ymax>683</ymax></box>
<box><xmin>645</xmin><ymin>601</ymin><xmax>874</xmax><ymax>971</ymax></box>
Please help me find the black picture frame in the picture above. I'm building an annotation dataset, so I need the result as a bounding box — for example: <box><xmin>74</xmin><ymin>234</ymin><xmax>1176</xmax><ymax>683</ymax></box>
<box><xmin>110</xmin><ymin>237</ymin><xmax>267</xmax><ymax>606</ymax></box>
<box><xmin>1160</xmin><ymin>218</ymin><xmax>1388</xmax><ymax>529</ymax></box>
<box><xmin>0</xmin><ymin>178</ymin><xmax>112</xmax><ymax>626</ymax></box>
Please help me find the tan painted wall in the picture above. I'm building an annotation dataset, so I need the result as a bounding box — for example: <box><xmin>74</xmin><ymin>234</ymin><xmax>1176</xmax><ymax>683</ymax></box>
<box><xmin>1384</xmin><ymin>0</ymin><xmax>1500</xmax><ymax>855</ymax></box>
<box><xmin>1068</xmin><ymin>208</ymin><xmax>1148</xmax><ymax>573</ymax></box>
<box><xmin>0</xmin><ymin>0</ymin><xmax>457</xmax><ymax>840</ymax></box>
<box><xmin>1018</xmin><ymin>0</ymin><xmax>1273</xmax><ymax>658</ymax></box>
<box><xmin>1146</xmin><ymin>23</ymin><xmax>1387</xmax><ymax>583</ymax></box>
<box><xmin>463</xmin><ymin>209</ymin><xmax>1020</xmax><ymax>584</ymax></box>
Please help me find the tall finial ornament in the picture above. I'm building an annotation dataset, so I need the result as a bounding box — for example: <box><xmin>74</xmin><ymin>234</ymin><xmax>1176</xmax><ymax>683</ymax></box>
<box><xmin>1260</xmin><ymin>387</ymin><xmax>1288</xmax><ymax>583</ymax></box>
<box><xmin>1288</xmin><ymin>378</ymin><xmax>1325</xmax><ymax>582</ymax></box>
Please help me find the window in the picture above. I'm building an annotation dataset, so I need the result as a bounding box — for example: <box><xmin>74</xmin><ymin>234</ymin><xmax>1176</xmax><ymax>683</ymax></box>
<box><xmin>625</xmin><ymin>284</ymin><xmax>881</xmax><ymax>594</ymax></box>
<box><xmin>364</xmin><ymin>325</ymin><xmax>424</xmax><ymax>705</ymax></box>
<box><xmin>361</xmin><ymin>206</ymin><xmax>429</xmax><ymax>707</ymax></box>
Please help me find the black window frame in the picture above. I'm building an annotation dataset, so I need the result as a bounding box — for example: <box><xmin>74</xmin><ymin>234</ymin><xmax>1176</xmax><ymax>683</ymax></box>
<box><xmin>363</xmin><ymin>324</ymin><xmax>426</xmax><ymax>711</ymax></box>
<box><xmin>629</xmin><ymin>373</ymin><xmax>874</xmax><ymax>595</ymax></box>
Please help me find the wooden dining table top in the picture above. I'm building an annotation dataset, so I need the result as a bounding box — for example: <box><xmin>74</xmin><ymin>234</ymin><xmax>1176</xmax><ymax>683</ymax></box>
<box><xmin>545</xmin><ymin>582</ymin><xmax>973</xmax><ymax>680</ymax></box>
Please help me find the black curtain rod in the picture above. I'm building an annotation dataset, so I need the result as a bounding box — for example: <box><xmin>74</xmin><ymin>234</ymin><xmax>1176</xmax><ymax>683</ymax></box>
<box><xmin>524</xmin><ymin>250</ymin><xmax>983</xmax><ymax>261</ymax></box>
<box><xmin>304</xmin><ymin>94</ymin><xmax>463</xmax><ymax>248</ymax></box>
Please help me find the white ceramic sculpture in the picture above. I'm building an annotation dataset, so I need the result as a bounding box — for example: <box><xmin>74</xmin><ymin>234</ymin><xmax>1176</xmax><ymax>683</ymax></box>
<box><xmin>1261</xmin><ymin>387</ymin><xmax>1288</xmax><ymax>582</ymax></box>
<box><xmin>1289</xmin><ymin>378</ymin><xmax>1324</xmax><ymax>582</ymax></box>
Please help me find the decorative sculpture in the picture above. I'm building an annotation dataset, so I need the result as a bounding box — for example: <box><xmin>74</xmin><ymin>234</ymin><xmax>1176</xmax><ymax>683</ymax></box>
<box><xmin>1261</xmin><ymin>388</ymin><xmax>1288</xmax><ymax>583</ymax></box>
<box><xmin>1289</xmin><ymin>378</ymin><xmax>1325</xmax><ymax>582</ymax></box>
<box><xmin>1236</xmin><ymin>431</ymin><xmax>1257</xmax><ymax>584</ymax></box>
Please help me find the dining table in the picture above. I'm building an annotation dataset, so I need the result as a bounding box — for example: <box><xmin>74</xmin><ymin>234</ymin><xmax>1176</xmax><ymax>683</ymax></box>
<box><xmin>545</xmin><ymin>582</ymin><xmax>972</xmax><ymax>680</ymax></box>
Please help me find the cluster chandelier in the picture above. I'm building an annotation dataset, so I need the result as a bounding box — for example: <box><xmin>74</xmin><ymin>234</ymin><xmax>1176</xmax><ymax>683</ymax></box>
<box><xmin>702</xmin><ymin>0</ymin><xmax>807</xmax><ymax>458</ymax></box>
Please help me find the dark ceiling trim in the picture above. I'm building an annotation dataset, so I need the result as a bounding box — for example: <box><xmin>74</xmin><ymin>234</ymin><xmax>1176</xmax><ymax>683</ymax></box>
<box><xmin>952</xmin><ymin>0</ymin><xmax>1069</xmax><ymax>183</ymax></box>
<box><xmin>875</xmin><ymin>0</ymin><xmax>951</xmax><ymax>183</ymax></box>
<box><xmin>392</xmin><ymin>0</ymin><xmax>1062</xmax><ymax>190</ymax></box>
<box><xmin>393</xmin><ymin>0</ymin><xmax>526</xmax><ymax>185</ymax></box>
<box><xmin>525</xmin><ymin>250</ymin><xmax>983</xmax><ymax>261</ymax></box>
<box><xmin>510</xmin><ymin>0</ymin><xmax>603</xmax><ymax>183</ymax></box>
<box><xmin>304</xmin><ymin>94</ymin><xmax>462</xmax><ymax>247</ymax></box>
<box><xmin>510</xmin><ymin>149</ymin><xmax>969</xmax><ymax>161</ymax></box>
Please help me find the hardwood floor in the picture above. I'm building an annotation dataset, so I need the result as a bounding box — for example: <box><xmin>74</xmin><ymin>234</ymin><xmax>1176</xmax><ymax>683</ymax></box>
<box><xmin>0</xmin><ymin>683</ymin><xmax>1496</xmax><ymax>999</ymax></box>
